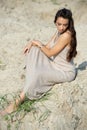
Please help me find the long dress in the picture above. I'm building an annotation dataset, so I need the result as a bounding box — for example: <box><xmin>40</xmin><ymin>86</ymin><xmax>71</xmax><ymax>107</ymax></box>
<box><xmin>23</xmin><ymin>32</ymin><xmax>76</xmax><ymax>100</ymax></box>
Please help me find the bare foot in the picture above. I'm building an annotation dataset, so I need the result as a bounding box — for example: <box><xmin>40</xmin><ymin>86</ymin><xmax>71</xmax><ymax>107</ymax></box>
<box><xmin>0</xmin><ymin>102</ymin><xmax>18</xmax><ymax>116</ymax></box>
<box><xmin>0</xmin><ymin>92</ymin><xmax>25</xmax><ymax>116</ymax></box>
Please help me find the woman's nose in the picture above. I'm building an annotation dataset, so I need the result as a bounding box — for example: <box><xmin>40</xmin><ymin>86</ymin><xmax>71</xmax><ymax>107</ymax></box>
<box><xmin>60</xmin><ymin>25</ymin><xmax>64</xmax><ymax>30</ymax></box>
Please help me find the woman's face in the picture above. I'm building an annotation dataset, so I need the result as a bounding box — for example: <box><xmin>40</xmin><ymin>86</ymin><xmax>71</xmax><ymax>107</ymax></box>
<box><xmin>55</xmin><ymin>17</ymin><xmax>69</xmax><ymax>34</ymax></box>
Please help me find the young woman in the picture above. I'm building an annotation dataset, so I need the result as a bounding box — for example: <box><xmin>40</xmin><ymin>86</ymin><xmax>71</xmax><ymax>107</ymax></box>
<box><xmin>1</xmin><ymin>8</ymin><xmax>77</xmax><ymax>115</ymax></box>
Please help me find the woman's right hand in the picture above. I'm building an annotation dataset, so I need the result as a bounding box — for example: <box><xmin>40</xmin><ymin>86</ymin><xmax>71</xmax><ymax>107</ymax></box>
<box><xmin>23</xmin><ymin>42</ymin><xmax>32</xmax><ymax>54</ymax></box>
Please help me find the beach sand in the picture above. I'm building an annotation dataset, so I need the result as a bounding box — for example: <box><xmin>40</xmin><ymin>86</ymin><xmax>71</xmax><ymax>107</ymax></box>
<box><xmin>0</xmin><ymin>0</ymin><xmax>87</xmax><ymax>130</ymax></box>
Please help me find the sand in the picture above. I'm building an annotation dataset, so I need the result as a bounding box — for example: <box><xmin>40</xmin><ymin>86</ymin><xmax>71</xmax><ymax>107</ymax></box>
<box><xmin>0</xmin><ymin>0</ymin><xmax>87</xmax><ymax>130</ymax></box>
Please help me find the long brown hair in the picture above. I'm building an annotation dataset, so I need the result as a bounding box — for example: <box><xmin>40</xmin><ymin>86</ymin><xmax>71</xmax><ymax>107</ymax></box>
<box><xmin>54</xmin><ymin>8</ymin><xmax>77</xmax><ymax>61</ymax></box>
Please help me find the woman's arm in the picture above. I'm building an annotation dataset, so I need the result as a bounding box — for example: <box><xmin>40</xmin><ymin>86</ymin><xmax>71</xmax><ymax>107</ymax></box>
<box><xmin>32</xmin><ymin>32</ymin><xmax>71</xmax><ymax>57</ymax></box>
<box><xmin>23</xmin><ymin>31</ymin><xmax>57</xmax><ymax>54</ymax></box>
<box><xmin>41</xmin><ymin>33</ymin><xmax>71</xmax><ymax>57</ymax></box>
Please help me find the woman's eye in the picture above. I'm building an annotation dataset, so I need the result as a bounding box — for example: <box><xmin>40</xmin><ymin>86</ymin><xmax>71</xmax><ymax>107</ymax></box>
<box><xmin>56</xmin><ymin>23</ymin><xmax>61</xmax><ymax>26</ymax></box>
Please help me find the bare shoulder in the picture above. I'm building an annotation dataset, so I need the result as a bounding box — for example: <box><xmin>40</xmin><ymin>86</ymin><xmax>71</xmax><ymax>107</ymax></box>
<box><xmin>58</xmin><ymin>30</ymin><xmax>71</xmax><ymax>46</ymax></box>
<box><xmin>61</xmin><ymin>30</ymin><xmax>71</xmax><ymax>40</ymax></box>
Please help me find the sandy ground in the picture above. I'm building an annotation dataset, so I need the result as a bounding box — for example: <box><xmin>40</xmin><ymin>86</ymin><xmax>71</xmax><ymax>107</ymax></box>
<box><xmin>0</xmin><ymin>0</ymin><xmax>87</xmax><ymax>130</ymax></box>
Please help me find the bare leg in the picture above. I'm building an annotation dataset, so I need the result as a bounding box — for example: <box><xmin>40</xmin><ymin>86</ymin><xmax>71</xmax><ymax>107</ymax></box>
<box><xmin>16</xmin><ymin>91</ymin><xmax>25</xmax><ymax>106</ymax></box>
<box><xmin>0</xmin><ymin>91</ymin><xmax>25</xmax><ymax>116</ymax></box>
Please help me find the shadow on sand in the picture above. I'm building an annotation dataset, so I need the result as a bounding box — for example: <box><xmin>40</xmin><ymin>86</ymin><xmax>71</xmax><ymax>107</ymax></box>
<box><xmin>76</xmin><ymin>61</ymin><xmax>87</xmax><ymax>72</ymax></box>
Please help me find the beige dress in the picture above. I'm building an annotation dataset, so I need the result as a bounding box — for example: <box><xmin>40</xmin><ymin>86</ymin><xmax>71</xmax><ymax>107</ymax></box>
<box><xmin>23</xmin><ymin>32</ymin><xmax>76</xmax><ymax>99</ymax></box>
